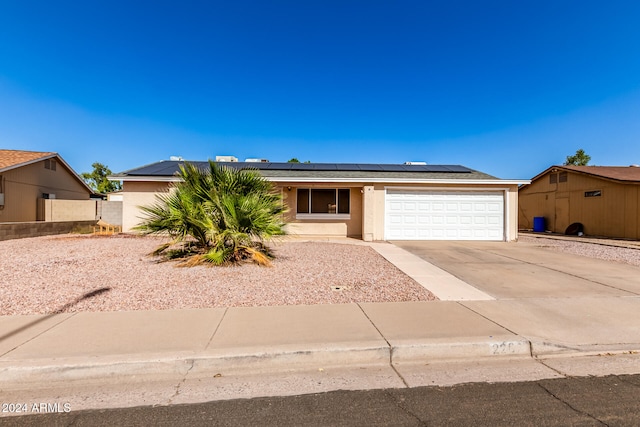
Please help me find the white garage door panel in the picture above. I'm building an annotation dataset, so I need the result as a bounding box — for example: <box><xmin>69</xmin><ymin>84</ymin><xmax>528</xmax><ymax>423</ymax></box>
<box><xmin>385</xmin><ymin>190</ymin><xmax>504</xmax><ymax>241</ymax></box>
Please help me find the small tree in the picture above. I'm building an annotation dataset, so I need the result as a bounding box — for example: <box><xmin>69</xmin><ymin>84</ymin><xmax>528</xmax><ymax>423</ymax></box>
<box><xmin>82</xmin><ymin>162</ymin><xmax>122</xmax><ymax>193</ymax></box>
<box><xmin>287</xmin><ymin>158</ymin><xmax>300</xmax><ymax>163</ymax></box>
<box><xmin>564</xmin><ymin>149</ymin><xmax>591</xmax><ymax>166</ymax></box>
<box><xmin>135</xmin><ymin>161</ymin><xmax>286</xmax><ymax>266</ymax></box>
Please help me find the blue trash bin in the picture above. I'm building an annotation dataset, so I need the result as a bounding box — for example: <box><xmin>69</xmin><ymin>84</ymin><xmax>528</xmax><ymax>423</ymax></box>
<box><xmin>533</xmin><ymin>217</ymin><xmax>545</xmax><ymax>232</ymax></box>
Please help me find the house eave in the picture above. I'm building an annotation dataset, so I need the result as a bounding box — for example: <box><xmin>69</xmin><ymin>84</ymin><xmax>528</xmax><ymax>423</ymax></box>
<box><xmin>266</xmin><ymin>177</ymin><xmax>528</xmax><ymax>185</ymax></box>
<box><xmin>112</xmin><ymin>175</ymin><xmax>528</xmax><ymax>186</ymax></box>
<box><xmin>525</xmin><ymin>165</ymin><xmax>640</xmax><ymax>186</ymax></box>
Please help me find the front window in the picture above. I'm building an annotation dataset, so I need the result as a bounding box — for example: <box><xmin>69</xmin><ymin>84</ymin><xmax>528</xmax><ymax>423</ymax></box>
<box><xmin>297</xmin><ymin>188</ymin><xmax>350</xmax><ymax>217</ymax></box>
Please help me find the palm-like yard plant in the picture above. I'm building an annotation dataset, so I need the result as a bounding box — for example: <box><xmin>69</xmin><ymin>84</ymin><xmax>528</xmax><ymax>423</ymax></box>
<box><xmin>135</xmin><ymin>161</ymin><xmax>285</xmax><ymax>266</ymax></box>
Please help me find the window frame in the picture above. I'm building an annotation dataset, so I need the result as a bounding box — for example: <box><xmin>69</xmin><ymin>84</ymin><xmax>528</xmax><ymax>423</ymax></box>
<box><xmin>44</xmin><ymin>159</ymin><xmax>57</xmax><ymax>171</ymax></box>
<box><xmin>296</xmin><ymin>188</ymin><xmax>351</xmax><ymax>220</ymax></box>
<box><xmin>558</xmin><ymin>171</ymin><xmax>568</xmax><ymax>183</ymax></box>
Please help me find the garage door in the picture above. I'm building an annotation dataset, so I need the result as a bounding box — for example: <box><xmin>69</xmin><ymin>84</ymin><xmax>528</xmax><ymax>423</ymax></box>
<box><xmin>385</xmin><ymin>190</ymin><xmax>504</xmax><ymax>240</ymax></box>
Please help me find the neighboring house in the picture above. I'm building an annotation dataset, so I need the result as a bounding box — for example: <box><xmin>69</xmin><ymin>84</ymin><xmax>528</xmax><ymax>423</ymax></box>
<box><xmin>112</xmin><ymin>160</ymin><xmax>527</xmax><ymax>242</ymax></box>
<box><xmin>0</xmin><ymin>149</ymin><xmax>93</xmax><ymax>222</ymax></box>
<box><xmin>519</xmin><ymin>165</ymin><xmax>640</xmax><ymax>239</ymax></box>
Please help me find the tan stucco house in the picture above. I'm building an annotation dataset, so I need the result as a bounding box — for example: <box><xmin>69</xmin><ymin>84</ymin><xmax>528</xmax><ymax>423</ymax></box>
<box><xmin>519</xmin><ymin>165</ymin><xmax>640</xmax><ymax>239</ymax></box>
<box><xmin>113</xmin><ymin>159</ymin><xmax>527</xmax><ymax>242</ymax></box>
<box><xmin>0</xmin><ymin>149</ymin><xmax>93</xmax><ymax>223</ymax></box>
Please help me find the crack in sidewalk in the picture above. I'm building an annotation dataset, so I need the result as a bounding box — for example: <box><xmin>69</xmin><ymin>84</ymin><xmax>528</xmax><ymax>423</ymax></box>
<box><xmin>356</xmin><ymin>303</ymin><xmax>410</xmax><ymax>388</ymax></box>
<box><xmin>205</xmin><ymin>307</ymin><xmax>228</xmax><ymax>350</ymax></box>
<box><xmin>166</xmin><ymin>307</ymin><xmax>228</xmax><ymax>406</ymax></box>
<box><xmin>456</xmin><ymin>302</ymin><xmax>525</xmax><ymax>340</ymax></box>
<box><xmin>532</xmin><ymin>357</ymin><xmax>569</xmax><ymax>377</ymax></box>
<box><xmin>0</xmin><ymin>312</ymin><xmax>78</xmax><ymax>358</ymax></box>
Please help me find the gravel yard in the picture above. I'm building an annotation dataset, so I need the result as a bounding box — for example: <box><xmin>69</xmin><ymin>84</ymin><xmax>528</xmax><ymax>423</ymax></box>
<box><xmin>3</xmin><ymin>234</ymin><xmax>638</xmax><ymax>316</ymax></box>
<box><xmin>0</xmin><ymin>235</ymin><xmax>436</xmax><ymax>316</ymax></box>
<box><xmin>518</xmin><ymin>235</ymin><xmax>640</xmax><ymax>267</ymax></box>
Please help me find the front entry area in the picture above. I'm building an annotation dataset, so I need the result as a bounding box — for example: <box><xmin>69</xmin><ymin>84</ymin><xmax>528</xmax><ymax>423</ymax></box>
<box><xmin>384</xmin><ymin>190</ymin><xmax>505</xmax><ymax>241</ymax></box>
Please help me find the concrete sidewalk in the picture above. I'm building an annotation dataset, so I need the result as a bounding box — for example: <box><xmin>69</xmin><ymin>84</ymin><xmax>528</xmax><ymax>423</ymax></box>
<box><xmin>1</xmin><ymin>239</ymin><xmax>640</xmax><ymax>413</ymax></box>
<box><xmin>1</xmin><ymin>297</ymin><xmax>639</xmax><ymax>385</ymax></box>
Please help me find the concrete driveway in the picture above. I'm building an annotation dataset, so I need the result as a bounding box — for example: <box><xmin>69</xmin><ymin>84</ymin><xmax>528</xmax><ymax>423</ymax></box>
<box><xmin>390</xmin><ymin>240</ymin><xmax>640</xmax><ymax>299</ymax></box>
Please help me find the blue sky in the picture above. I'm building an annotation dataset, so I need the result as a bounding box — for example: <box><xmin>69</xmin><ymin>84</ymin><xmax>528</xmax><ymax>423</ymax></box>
<box><xmin>1</xmin><ymin>1</ymin><xmax>639</xmax><ymax>179</ymax></box>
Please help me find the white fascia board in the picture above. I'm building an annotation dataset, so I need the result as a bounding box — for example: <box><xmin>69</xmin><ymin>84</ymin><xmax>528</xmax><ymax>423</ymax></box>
<box><xmin>112</xmin><ymin>175</ymin><xmax>530</xmax><ymax>186</ymax></box>
<box><xmin>265</xmin><ymin>177</ymin><xmax>531</xmax><ymax>185</ymax></box>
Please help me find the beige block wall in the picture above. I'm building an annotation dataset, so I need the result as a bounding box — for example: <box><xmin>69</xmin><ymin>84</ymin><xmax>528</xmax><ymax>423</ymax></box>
<box><xmin>39</xmin><ymin>199</ymin><xmax>98</xmax><ymax>221</ymax></box>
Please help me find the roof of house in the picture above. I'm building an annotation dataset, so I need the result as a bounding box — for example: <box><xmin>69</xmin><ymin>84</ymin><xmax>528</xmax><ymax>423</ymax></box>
<box><xmin>530</xmin><ymin>165</ymin><xmax>640</xmax><ymax>184</ymax></box>
<box><xmin>0</xmin><ymin>149</ymin><xmax>56</xmax><ymax>172</ymax></box>
<box><xmin>0</xmin><ymin>149</ymin><xmax>95</xmax><ymax>194</ymax></box>
<box><xmin>112</xmin><ymin>160</ymin><xmax>527</xmax><ymax>184</ymax></box>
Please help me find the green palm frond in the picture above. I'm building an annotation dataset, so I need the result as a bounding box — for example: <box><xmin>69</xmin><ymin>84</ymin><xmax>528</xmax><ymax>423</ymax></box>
<box><xmin>135</xmin><ymin>160</ymin><xmax>286</xmax><ymax>266</ymax></box>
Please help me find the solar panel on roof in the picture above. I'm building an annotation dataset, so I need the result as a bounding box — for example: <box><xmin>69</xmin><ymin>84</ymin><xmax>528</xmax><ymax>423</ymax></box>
<box><xmin>443</xmin><ymin>165</ymin><xmax>472</xmax><ymax>172</ymax></box>
<box><xmin>380</xmin><ymin>164</ymin><xmax>407</xmax><ymax>172</ymax></box>
<box><xmin>351</xmin><ymin>164</ymin><xmax>382</xmax><ymax>171</ymax></box>
<box><xmin>124</xmin><ymin>160</ymin><xmax>476</xmax><ymax>176</ymax></box>
<box><xmin>319</xmin><ymin>164</ymin><xmax>339</xmax><ymax>170</ymax></box>
<box><xmin>128</xmin><ymin>162</ymin><xmax>179</xmax><ymax>176</ymax></box>
<box><xmin>418</xmin><ymin>165</ymin><xmax>447</xmax><ymax>172</ymax></box>
<box><xmin>264</xmin><ymin>163</ymin><xmax>294</xmax><ymax>170</ymax></box>
<box><xmin>291</xmin><ymin>163</ymin><xmax>316</xmax><ymax>170</ymax></box>
<box><xmin>337</xmin><ymin>164</ymin><xmax>362</xmax><ymax>171</ymax></box>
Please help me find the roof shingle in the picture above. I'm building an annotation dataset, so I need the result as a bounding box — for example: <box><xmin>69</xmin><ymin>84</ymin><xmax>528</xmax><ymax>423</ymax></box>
<box><xmin>557</xmin><ymin>165</ymin><xmax>640</xmax><ymax>182</ymax></box>
<box><xmin>0</xmin><ymin>149</ymin><xmax>55</xmax><ymax>171</ymax></box>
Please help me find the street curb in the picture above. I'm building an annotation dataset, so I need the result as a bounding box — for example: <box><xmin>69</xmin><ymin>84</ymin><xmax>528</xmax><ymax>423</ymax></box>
<box><xmin>0</xmin><ymin>346</ymin><xmax>392</xmax><ymax>384</ymax></box>
<box><xmin>1</xmin><ymin>339</ymin><xmax>532</xmax><ymax>386</ymax></box>
<box><xmin>530</xmin><ymin>341</ymin><xmax>640</xmax><ymax>357</ymax></box>
<box><xmin>390</xmin><ymin>338</ymin><xmax>532</xmax><ymax>363</ymax></box>
<box><xmin>4</xmin><ymin>339</ymin><xmax>638</xmax><ymax>386</ymax></box>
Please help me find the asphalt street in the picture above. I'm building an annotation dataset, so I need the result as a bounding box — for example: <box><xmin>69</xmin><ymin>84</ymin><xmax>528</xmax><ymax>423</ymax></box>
<box><xmin>2</xmin><ymin>374</ymin><xmax>639</xmax><ymax>426</ymax></box>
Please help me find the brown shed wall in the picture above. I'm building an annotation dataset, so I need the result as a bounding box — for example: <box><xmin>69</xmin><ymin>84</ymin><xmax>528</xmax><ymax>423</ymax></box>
<box><xmin>519</xmin><ymin>171</ymin><xmax>640</xmax><ymax>239</ymax></box>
